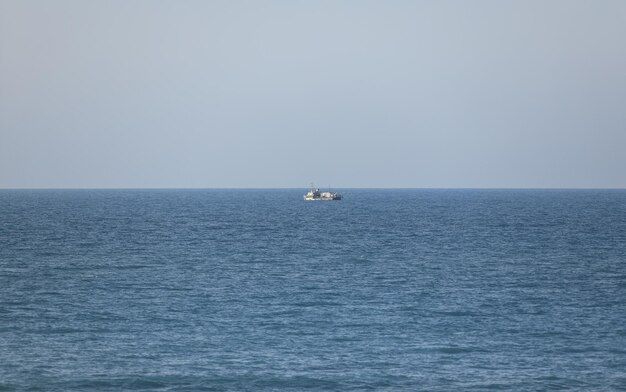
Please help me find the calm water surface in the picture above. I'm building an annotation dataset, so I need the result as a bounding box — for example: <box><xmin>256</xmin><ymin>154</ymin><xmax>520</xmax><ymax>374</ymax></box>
<box><xmin>1</xmin><ymin>189</ymin><xmax>625</xmax><ymax>391</ymax></box>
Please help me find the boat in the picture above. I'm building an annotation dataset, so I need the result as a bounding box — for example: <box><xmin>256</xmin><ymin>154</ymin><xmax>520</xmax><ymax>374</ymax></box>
<box><xmin>303</xmin><ymin>184</ymin><xmax>342</xmax><ymax>200</ymax></box>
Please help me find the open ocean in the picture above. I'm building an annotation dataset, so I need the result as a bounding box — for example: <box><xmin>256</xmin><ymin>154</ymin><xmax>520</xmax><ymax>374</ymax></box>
<box><xmin>1</xmin><ymin>189</ymin><xmax>625</xmax><ymax>391</ymax></box>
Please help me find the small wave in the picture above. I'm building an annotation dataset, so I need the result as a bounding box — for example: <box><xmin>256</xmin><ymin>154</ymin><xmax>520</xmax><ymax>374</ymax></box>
<box><xmin>329</xmin><ymin>336</ymin><xmax>363</xmax><ymax>342</ymax></box>
<box><xmin>30</xmin><ymin>327</ymin><xmax>86</xmax><ymax>334</ymax></box>
<box><xmin>464</xmin><ymin>382</ymin><xmax>512</xmax><ymax>390</ymax></box>
<box><xmin>47</xmin><ymin>375</ymin><xmax>342</xmax><ymax>391</ymax></box>
<box><xmin>559</xmin><ymin>346</ymin><xmax>599</xmax><ymax>354</ymax></box>
<box><xmin>49</xmin><ymin>376</ymin><xmax>186</xmax><ymax>391</ymax></box>
<box><xmin>291</xmin><ymin>301</ymin><xmax>342</xmax><ymax>307</ymax></box>
<box><xmin>253</xmin><ymin>375</ymin><xmax>342</xmax><ymax>390</ymax></box>
<box><xmin>532</xmin><ymin>376</ymin><xmax>588</xmax><ymax>390</ymax></box>
<box><xmin>435</xmin><ymin>346</ymin><xmax>487</xmax><ymax>354</ymax></box>
<box><xmin>113</xmin><ymin>264</ymin><xmax>151</xmax><ymax>270</ymax></box>
<box><xmin>433</xmin><ymin>310</ymin><xmax>484</xmax><ymax>317</ymax></box>
<box><xmin>261</xmin><ymin>309</ymin><xmax>304</xmax><ymax>317</ymax></box>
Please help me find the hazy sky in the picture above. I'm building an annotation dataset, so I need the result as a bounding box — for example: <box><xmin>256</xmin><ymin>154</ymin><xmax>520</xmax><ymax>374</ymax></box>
<box><xmin>1</xmin><ymin>0</ymin><xmax>625</xmax><ymax>188</ymax></box>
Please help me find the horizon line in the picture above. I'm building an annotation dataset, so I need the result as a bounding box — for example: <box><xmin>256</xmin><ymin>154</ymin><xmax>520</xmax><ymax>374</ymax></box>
<box><xmin>1</xmin><ymin>187</ymin><xmax>625</xmax><ymax>191</ymax></box>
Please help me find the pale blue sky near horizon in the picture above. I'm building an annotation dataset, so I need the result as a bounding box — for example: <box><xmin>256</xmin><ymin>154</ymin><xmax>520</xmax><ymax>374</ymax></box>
<box><xmin>1</xmin><ymin>0</ymin><xmax>625</xmax><ymax>189</ymax></box>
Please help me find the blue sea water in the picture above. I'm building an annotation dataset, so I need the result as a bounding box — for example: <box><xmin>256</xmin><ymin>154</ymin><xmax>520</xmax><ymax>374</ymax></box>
<box><xmin>1</xmin><ymin>189</ymin><xmax>625</xmax><ymax>391</ymax></box>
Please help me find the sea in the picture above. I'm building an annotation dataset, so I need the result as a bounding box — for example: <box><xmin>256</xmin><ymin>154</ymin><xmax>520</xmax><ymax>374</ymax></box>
<box><xmin>1</xmin><ymin>189</ymin><xmax>625</xmax><ymax>391</ymax></box>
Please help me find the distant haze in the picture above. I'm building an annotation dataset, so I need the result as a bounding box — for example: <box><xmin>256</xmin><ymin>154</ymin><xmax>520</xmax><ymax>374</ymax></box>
<box><xmin>1</xmin><ymin>0</ymin><xmax>625</xmax><ymax>188</ymax></box>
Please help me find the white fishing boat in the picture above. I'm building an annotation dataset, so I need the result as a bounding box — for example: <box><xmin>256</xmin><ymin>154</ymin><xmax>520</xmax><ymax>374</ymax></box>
<box><xmin>303</xmin><ymin>184</ymin><xmax>342</xmax><ymax>200</ymax></box>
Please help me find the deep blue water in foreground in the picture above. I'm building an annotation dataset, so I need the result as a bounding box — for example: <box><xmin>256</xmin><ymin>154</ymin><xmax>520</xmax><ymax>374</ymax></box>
<box><xmin>1</xmin><ymin>189</ymin><xmax>626</xmax><ymax>391</ymax></box>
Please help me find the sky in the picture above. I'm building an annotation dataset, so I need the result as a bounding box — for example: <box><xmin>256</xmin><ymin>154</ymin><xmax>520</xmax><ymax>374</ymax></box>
<box><xmin>1</xmin><ymin>0</ymin><xmax>625</xmax><ymax>188</ymax></box>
